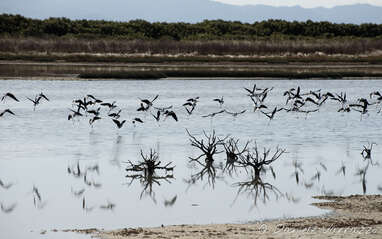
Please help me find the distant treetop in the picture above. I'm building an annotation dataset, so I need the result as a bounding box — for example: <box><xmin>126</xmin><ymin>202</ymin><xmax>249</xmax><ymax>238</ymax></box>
<box><xmin>0</xmin><ymin>14</ymin><xmax>381</xmax><ymax>39</ymax></box>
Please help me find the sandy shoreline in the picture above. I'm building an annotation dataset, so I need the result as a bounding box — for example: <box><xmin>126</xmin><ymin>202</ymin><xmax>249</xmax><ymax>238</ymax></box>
<box><xmin>61</xmin><ymin>195</ymin><xmax>382</xmax><ymax>239</ymax></box>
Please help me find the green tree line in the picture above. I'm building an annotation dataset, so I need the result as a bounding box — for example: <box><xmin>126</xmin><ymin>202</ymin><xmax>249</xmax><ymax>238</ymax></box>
<box><xmin>1</xmin><ymin>14</ymin><xmax>382</xmax><ymax>40</ymax></box>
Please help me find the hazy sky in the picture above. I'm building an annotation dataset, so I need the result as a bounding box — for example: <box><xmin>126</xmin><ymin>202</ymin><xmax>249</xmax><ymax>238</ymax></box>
<box><xmin>214</xmin><ymin>0</ymin><xmax>382</xmax><ymax>8</ymax></box>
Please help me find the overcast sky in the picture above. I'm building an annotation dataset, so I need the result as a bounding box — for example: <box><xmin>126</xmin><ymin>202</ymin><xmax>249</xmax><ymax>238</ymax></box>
<box><xmin>214</xmin><ymin>0</ymin><xmax>382</xmax><ymax>8</ymax></box>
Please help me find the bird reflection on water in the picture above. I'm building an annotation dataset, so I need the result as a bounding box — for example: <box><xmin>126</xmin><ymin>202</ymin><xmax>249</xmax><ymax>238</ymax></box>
<box><xmin>2</xmin><ymin>80</ymin><xmax>382</xmax><ymax>229</ymax></box>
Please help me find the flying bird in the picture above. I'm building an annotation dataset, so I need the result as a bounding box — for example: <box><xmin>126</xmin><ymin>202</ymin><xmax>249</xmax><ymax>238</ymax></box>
<box><xmin>132</xmin><ymin>117</ymin><xmax>144</xmax><ymax>126</ymax></box>
<box><xmin>213</xmin><ymin>96</ymin><xmax>224</xmax><ymax>107</ymax></box>
<box><xmin>224</xmin><ymin>109</ymin><xmax>246</xmax><ymax>117</ymax></box>
<box><xmin>112</xmin><ymin>119</ymin><xmax>126</xmax><ymax>129</ymax></box>
<box><xmin>0</xmin><ymin>109</ymin><xmax>15</xmax><ymax>117</ymax></box>
<box><xmin>202</xmin><ymin>110</ymin><xmax>225</xmax><ymax>118</ymax></box>
<box><xmin>1</xmin><ymin>92</ymin><xmax>19</xmax><ymax>102</ymax></box>
<box><xmin>151</xmin><ymin>110</ymin><xmax>161</xmax><ymax>122</ymax></box>
<box><xmin>164</xmin><ymin>110</ymin><xmax>178</xmax><ymax>121</ymax></box>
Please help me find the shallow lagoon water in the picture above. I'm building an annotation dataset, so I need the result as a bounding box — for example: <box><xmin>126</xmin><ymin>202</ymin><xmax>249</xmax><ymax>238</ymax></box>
<box><xmin>1</xmin><ymin>78</ymin><xmax>382</xmax><ymax>239</ymax></box>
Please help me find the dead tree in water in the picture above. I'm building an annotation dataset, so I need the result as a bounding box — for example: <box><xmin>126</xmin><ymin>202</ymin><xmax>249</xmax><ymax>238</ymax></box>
<box><xmin>186</xmin><ymin>129</ymin><xmax>226</xmax><ymax>187</ymax></box>
<box><xmin>238</xmin><ymin>143</ymin><xmax>286</xmax><ymax>179</ymax></box>
<box><xmin>222</xmin><ymin>137</ymin><xmax>250</xmax><ymax>175</ymax></box>
<box><xmin>125</xmin><ymin>149</ymin><xmax>174</xmax><ymax>202</ymax></box>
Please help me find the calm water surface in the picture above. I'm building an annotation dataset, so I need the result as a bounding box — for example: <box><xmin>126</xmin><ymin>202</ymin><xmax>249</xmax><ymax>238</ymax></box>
<box><xmin>1</xmin><ymin>78</ymin><xmax>382</xmax><ymax>239</ymax></box>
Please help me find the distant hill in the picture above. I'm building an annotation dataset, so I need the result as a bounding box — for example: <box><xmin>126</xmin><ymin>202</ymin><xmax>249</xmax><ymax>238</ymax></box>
<box><xmin>1</xmin><ymin>0</ymin><xmax>382</xmax><ymax>24</ymax></box>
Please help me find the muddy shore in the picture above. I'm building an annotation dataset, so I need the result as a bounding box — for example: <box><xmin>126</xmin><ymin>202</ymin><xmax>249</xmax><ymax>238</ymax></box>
<box><xmin>1</xmin><ymin>61</ymin><xmax>382</xmax><ymax>79</ymax></box>
<box><xmin>61</xmin><ymin>195</ymin><xmax>382</xmax><ymax>239</ymax></box>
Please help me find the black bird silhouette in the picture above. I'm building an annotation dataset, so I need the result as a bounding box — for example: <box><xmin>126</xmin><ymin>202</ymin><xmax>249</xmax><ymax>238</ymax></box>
<box><xmin>1</xmin><ymin>92</ymin><xmax>19</xmax><ymax>102</ymax></box>
<box><xmin>337</xmin><ymin>106</ymin><xmax>351</xmax><ymax>113</ymax></box>
<box><xmin>261</xmin><ymin>107</ymin><xmax>280</xmax><ymax>120</ymax></box>
<box><xmin>186</xmin><ymin>96</ymin><xmax>199</xmax><ymax>103</ymax></box>
<box><xmin>183</xmin><ymin>97</ymin><xmax>199</xmax><ymax>108</ymax></box>
<box><xmin>305</xmin><ymin>96</ymin><xmax>327</xmax><ymax>106</ymax></box>
<box><xmin>151</xmin><ymin>110</ymin><xmax>161</xmax><ymax>122</ymax></box>
<box><xmin>182</xmin><ymin>102</ymin><xmax>194</xmax><ymax>107</ymax></box>
<box><xmin>27</xmin><ymin>96</ymin><xmax>42</xmax><ymax>111</ymax></box>
<box><xmin>68</xmin><ymin>109</ymin><xmax>83</xmax><ymax>121</ymax></box>
<box><xmin>140</xmin><ymin>95</ymin><xmax>159</xmax><ymax>108</ymax></box>
<box><xmin>137</xmin><ymin>103</ymin><xmax>149</xmax><ymax>112</ymax></box>
<box><xmin>101</xmin><ymin>101</ymin><xmax>117</xmax><ymax>112</ymax></box>
<box><xmin>0</xmin><ymin>109</ymin><xmax>15</xmax><ymax>117</ymax></box>
<box><xmin>164</xmin><ymin>110</ymin><xmax>178</xmax><ymax>121</ymax></box>
<box><xmin>87</xmin><ymin>94</ymin><xmax>102</xmax><ymax>103</ymax></box>
<box><xmin>244</xmin><ymin>83</ymin><xmax>261</xmax><ymax>97</ymax></box>
<box><xmin>351</xmin><ymin>98</ymin><xmax>373</xmax><ymax>115</ymax></box>
<box><xmin>294</xmin><ymin>86</ymin><xmax>302</xmax><ymax>99</ymax></box>
<box><xmin>87</xmin><ymin>107</ymin><xmax>101</xmax><ymax>117</ymax></box>
<box><xmin>112</xmin><ymin>119</ymin><xmax>126</xmax><ymax>129</ymax></box>
<box><xmin>108</xmin><ymin>109</ymin><xmax>121</xmax><ymax>119</ymax></box>
<box><xmin>224</xmin><ymin>109</ymin><xmax>246</xmax><ymax>117</ymax></box>
<box><xmin>73</xmin><ymin>98</ymin><xmax>92</xmax><ymax>111</ymax></box>
<box><xmin>201</xmin><ymin>110</ymin><xmax>225</xmax><ymax>118</ymax></box>
<box><xmin>154</xmin><ymin>105</ymin><xmax>173</xmax><ymax>112</ymax></box>
<box><xmin>250</xmin><ymin>97</ymin><xmax>268</xmax><ymax>112</ymax></box>
<box><xmin>38</xmin><ymin>92</ymin><xmax>49</xmax><ymax>102</ymax></box>
<box><xmin>132</xmin><ymin>117</ymin><xmax>144</xmax><ymax>125</ymax></box>
<box><xmin>213</xmin><ymin>96</ymin><xmax>224</xmax><ymax>107</ymax></box>
<box><xmin>332</xmin><ymin>92</ymin><xmax>347</xmax><ymax>104</ymax></box>
<box><xmin>89</xmin><ymin>116</ymin><xmax>101</xmax><ymax>126</ymax></box>
<box><xmin>184</xmin><ymin>104</ymin><xmax>196</xmax><ymax>115</ymax></box>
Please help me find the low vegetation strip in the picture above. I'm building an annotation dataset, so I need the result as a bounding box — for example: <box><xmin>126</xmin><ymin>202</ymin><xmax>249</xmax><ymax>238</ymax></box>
<box><xmin>77</xmin><ymin>70</ymin><xmax>382</xmax><ymax>79</ymax></box>
<box><xmin>1</xmin><ymin>53</ymin><xmax>382</xmax><ymax>64</ymax></box>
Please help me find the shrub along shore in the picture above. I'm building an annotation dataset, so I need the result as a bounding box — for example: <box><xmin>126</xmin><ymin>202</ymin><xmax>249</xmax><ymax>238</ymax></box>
<box><xmin>1</xmin><ymin>14</ymin><xmax>382</xmax><ymax>79</ymax></box>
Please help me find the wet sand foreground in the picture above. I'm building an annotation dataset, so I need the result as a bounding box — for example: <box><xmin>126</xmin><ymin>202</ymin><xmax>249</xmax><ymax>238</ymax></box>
<box><xmin>64</xmin><ymin>194</ymin><xmax>382</xmax><ymax>239</ymax></box>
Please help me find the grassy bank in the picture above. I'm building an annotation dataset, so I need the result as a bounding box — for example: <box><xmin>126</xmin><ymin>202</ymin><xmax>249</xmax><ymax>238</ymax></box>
<box><xmin>2</xmin><ymin>52</ymin><xmax>382</xmax><ymax>64</ymax></box>
<box><xmin>78</xmin><ymin>70</ymin><xmax>382</xmax><ymax>79</ymax></box>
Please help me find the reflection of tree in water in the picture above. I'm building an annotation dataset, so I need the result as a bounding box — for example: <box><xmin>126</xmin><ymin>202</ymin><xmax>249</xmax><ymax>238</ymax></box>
<box><xmin>125</xmin><ymin>149</ymin><xmax>174</xmax><ymax>203</ymax></box>
<box><xmin>185</xmin><ymin>130</ymin><xmax>226</xmax><ymax>188</ymax></box>
<box><xmin>233</xmin><ymin>174</ymin><xmax>282</xmax><ymax>206</ymax></box>
<box><xmin>232</xmin><ymin>144</ymin><xmax>285</xmax><ymax>206</ymax></box>
<box><xmin>184</xmin><ymin>129</ymin><xmax>286</xmax><ymax>205</ymax></box>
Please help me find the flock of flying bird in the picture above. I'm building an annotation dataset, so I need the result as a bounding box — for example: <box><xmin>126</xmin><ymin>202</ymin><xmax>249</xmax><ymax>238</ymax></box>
<box><xmin>0</xmin><ymin>91</ymin><xmax>49</xmax><ymax>117</ymax></box>
<box><xmin>62</xmin><ymin>84</ymin><xmax>382</xmax><ymax>130</ymax></box>
<box><xmin>3</xmin><ymin>83</ymin><xmax>382</xmax><ymax>124</ymax></box>
<box><xmin>2</xmin><ymin>83</ymin><xmax>382</xmax><ymax>214</ymax></box>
